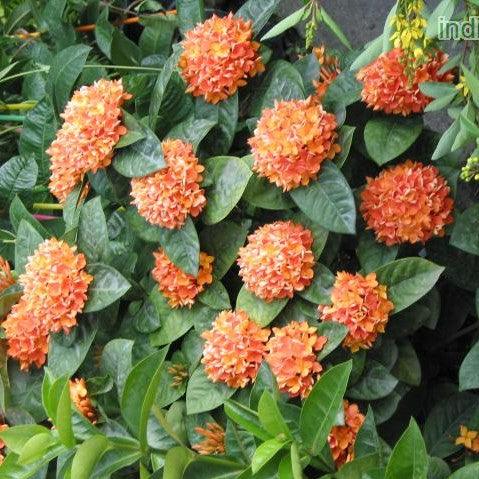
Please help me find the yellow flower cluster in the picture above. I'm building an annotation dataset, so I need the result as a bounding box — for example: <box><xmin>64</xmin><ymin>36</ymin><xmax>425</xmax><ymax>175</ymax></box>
<box><xmin>390</xmin><ymin>0</ymin><xmax>431</xmax><ymax>74</ymax></box>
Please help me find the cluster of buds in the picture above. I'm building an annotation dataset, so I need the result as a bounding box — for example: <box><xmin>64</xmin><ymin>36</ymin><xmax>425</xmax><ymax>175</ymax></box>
<box><xmin>460</xmin><ymin>156</ymin><xmax>479</xmax><ymax>182</ymax></box>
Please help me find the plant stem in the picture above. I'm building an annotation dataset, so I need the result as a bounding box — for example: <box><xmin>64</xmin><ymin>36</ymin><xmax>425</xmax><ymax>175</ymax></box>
<box><xmin>0</xmin><ymin>102</ymin><xmax>37</xmax><ymax>111</ymax></box>
<box><xmin>0</xmin><ymin>115</ymin><xmax>25</xmax><ymax>122</ymax></box>
<box><xmin>0</xmin><ymin>67</ymin><xmax>49</xmax><ymax>85</ymax></box>
<box><xmin>84</xmin><ymin>64</ymin><xmax>163</xmax><ymax>73</ymax></box>
<box><xmin>32</xmin><ymin>203</ymin><xmax>63</xmax><ymax>211</ymax></box>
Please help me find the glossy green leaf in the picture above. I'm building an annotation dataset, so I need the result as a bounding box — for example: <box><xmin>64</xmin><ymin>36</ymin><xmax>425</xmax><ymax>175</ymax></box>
<box><xmin>300</xmin><ymin>361</ymin><xmax>352</xmax><ymax>455</ymax></box>
<box><xmin>15</xmin><ymin>220</ymin><xmax>43</xmax><ymax>274</ymax></box>
<box><xmin>236</xmin><ymin>286</ymin><xmax>288</xmax><ymax>327</ymax></box>
<box><xmin>236</xmin><ymin>0</ymin><xmax>282</xmax><ymax>33</ymax></box>
<box><xmin>71</xmin><ymin>435</ymin><xmax>109</xmax><ymax>479</ymax></box>
<box><xmin>225</xmin><ymin>399</ymin><xmax>271</xmax><ymax>441</ymax></box>
<box><xmin>385</xmin><ymin>419</ymin><xmax>428</xmax><ymax>479</ymax></box>
<box><xmin>0</xmin><ymin>156</ymin><xmax>38</xmax><ymax>200</ymax></box>
<box><xmin>183</xmin><ymin>456</ymin><xmax>244</xmax><ymax>479</ymax></box>
<box><xmin>186</xmin><ymin>366</ymin><xmax>235</xmax><ymax>414</ymax></box>
<box><xmin>177</xmin><ymin>0</ymin><xmax>205</xmax><ymax>36</ymax></box>
<box><xmin>261</xmin><ymin>6</ymin><xmax>307</xmax><ymax>40</ymax></box>
<box><xmin>258</xmin><ymin>391</ymin><xmax>292</xmax><ymax>439</ymax></box>
<box><xmin>84</xmin><ymin>263</ymin><xmax>131</xmax><ymax>313</ymax></box>
<box><xmin>203</xmin><ymin>156</ymin><xmax>252</xmax><ymax>225</ymax></box>
<box><xmin>290</xmin><ymin>161</ymin><xmax>356</xmax><ymax>234</ymax></box>
<box><xmin>77</xmin><ymin>197</ymin><xmax>108</xmax><ymax>262</ymax></box>
<box><xmin>459</xmin><ymin>340</ymin><xmax>479</xmax><ymax>390</ymax></box>
<box><xmin>375</xmin><ymin>258</ymin><xmax>444</xmax><ymax>313</ymax></box>
<box><xmin>449</xmin><ymin>463</ymin><xmax>479</xmax><ymax>479</ymax></box>
<box><xmin>348</xmin><ymin>360</ymin><xmax>398</xmax><ymax>400</ymax></box>
<box><xmin>252</xmin><ymin>438</ymin><xmax>288</xmax><ymax>474</ymax></box>
<box><xmin>451</xmin><ymin>204</ymin><xmax>479</xmax><ymax>256</ymax></box>
<box><xmin>364</xmin><ymin>116</ymin><xmax>423</xmax><ymax>166</ymax></box>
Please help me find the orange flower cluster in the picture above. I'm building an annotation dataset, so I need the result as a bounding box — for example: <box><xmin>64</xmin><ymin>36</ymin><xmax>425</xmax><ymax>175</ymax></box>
<box><xmin>0</xmin><ymin>256</ymin><xmax>15</xmax><ymax>292</ymax></box>
<box><xmin>131</xmin><ymin>139</ymin><xmax>206</xmax><ymax>229</ymax></box>
<box><xmin>356</xmin><ymin>48</ymin><xmax>453</xmax><ymax>116</ymax></box>
<box><xmin>3</xmin><ymin>239</ymin><xmax>93</xmax><ymax>369</ymax></box>
<box><xmin>249</xmin><ymin>97</ymin><xmax>341</xmax><ymax>191</ymax></box>
<box><xmin>456</xmin><ymin>425</ymin><xmax>479</xmax><ymax>453</ymax></box>
<box><xmin>178</xmin><ymin>13</ymin><xmax>264</xmax><ymax>104</ymax></box>
<box><xmin>192</xmin><ymin>422</ymin><xmax>226</xmax><ymax>455</ymax></box>
<box><xmin>328</xmin><ymin>401</ymin><xmax>365</xmax><ymax>467</ymax></box>
<box><xmin>47</xmin><ymin>79</ymin><xmax>131</xmax><ymax>202</ymax></box>
<box><xmin>314</xmin><ymin>46</ymin><xmax>341</xmax><ymax>100</ymax></box>
<box><xmin>237</xmin><ymin>221</ymin><xmax>315</xmax><ymax>302</ymax></box>
<box><xmin>0</xmin><ymin>423</ymin><xmax>8</xmax><ymax>465</ymax></box>
<box><xmin>152</xmin><ymin>249</ymin><xmax>214</xmax><ymax>308</ymax></box>
<box><xmin>69</xmin><ymin>378</ymin><xmax>98</xmax><ymax>424</ymax></box>
<box><xmin>201</xmin><ymin>310</ymin><xmax>270</xmax><ymax>388</ymax></box>
<box><xmin>360</xmin><ymin>161</ymin><xmax>454</xmax><ymax>245</ymax></box>
<box><xmin>319</xmin><ymin>272</ymin><xmax>393</xmax><ymax>352</ymax></box>
<box><xmin>265</xmin><ymin>321</ymin><xmax>327</xmax><ymax>399</ymax></box>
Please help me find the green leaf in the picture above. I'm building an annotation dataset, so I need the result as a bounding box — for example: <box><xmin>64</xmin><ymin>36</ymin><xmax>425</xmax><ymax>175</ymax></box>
<box><xmin>252</xmin><ymin>438</ymin><xmax>288</xmax><ymax>474</ymax></box>
<box><xmin>335</xmin><ymin>125</ymin><xmax>356</xmax><ymax>168</ymax></box>
<box><xmin>48</xmin><ymin>320</ymin><xmax>97</xmax><ymax>378</ymax></box>
<box><xmin>0</xmin><ymin>155</ymin><xmax>38</xmax><ymax>200</ymax></box>
<box><xmin>236</xmin><ymin>0</ymin><xmax>282</xmax><ymax>34</ymax></box>
<box><xmin>199</xmin><ymin>280</ymin><xmax>231</xmax><ymax>310</ymax></box>
<box><xmin>0</xmin><ymin>284</ymin><xmax>23</xmax><ymax>319</ymax></box>
<box><xmin>10</xmin><ymin>195</ymin><xmax>49</xmax><ymax>237</ymax></box>
<box><xmin>463</xmin><ymin>65</ymin><xmax>479</xmax><ymax>108</ymax></box>
<box><xmin>350</xmin><ymin>35</ymin><xmax>383</xmax><ymax>71</ymax></box>
<box><xmin>101</xmin><ymin>338</ymin><xmax>134</xmax><ymax>399</ymax></box>
<box><xmin>459</xmin><ymin>340</ymin><xmax>479</xmax><ymax>390</ymax></box>
<box><xmin>77</xmin><ymin>197</ymin><xmax>108</xmax><ymax>262</ymax></box>
<box><xmin>177</xmin><ymin>0</ymin><xmax>205</xmax><ymax>36</ymax></box>
<box><xmin>150</xmin><ymin>306</ymin><xmax>194</xmax><ymax>346</ymax></box>
<box><xmin>424</xmin><ymin>392</ymin><xmax>479</xmax><ymax>458</ymax></box>
<box><xmin>121</xmin><ymin>347</ymin><xmax>168</xmax><ymax>452</ymax></box>
<box><xmin>300</xmin><ymin>361</ymin><xmax>352</xmax><ymax>455</ymax></box>
<box><xmin>183</xmin><ymin>456</ymin><xmax>244</xmax><ymax>479</ymax></box>
<box><xmin>19</xmin><ymin>98</ymin><xmax>58</xmax><ymax>181</ymax></box>
<box><xmin>186</xmin><ymin>366</ymin><xmax>235</xmax><ymax>414</ymax></box>
<box><xmin>94</xmin><ymin>9</ymin><xmax>114</xmax><ymax>58</ymax></box>
<box><xmin>236</xmin><ymin>286</ymin><xmax>288</xmax><ymax>327</ymax></box>
<box><xmin>348</xmin><ymin>360</ymin><xmax>398</xmax><ymax>400</ymax></box>
<box><xmin>364</xmin><ymin>116</ymin><xmax>423</xmax><ymax>166</ymax></box>
<box><xmin>17</xmin><ymin>432</ymin><xmax>56</xmax><ymax>465</ymax></box>
<box><xmin>0</xmin><ymin>425</ymin><xmax>50</xmax><ymax>454</ymax></box>
<box><xmin>167</xmin><ymin>118</ymin><xmax>216</xmax><ymax>152</ymax></box>
<box><xmin>299</xmin><ymin>263</ymin><xmax>335</xmax><ymax>305</ymax></box>
<box><xmin>113</xmin><ymin>124</ymin><xmax>165</xmax><ymax>177</ymax></box>
<box><xmin>375</xmin><ymin>258</ymin><xmax>444</xmax><ymax>313</ymax></box>
<box><xmin>391</xmin><ymin>340</ymin><xmax>421</xmax><ymax>386</ymax></box>
<box><xmin>200</xmin><ymin>220</ymin><xmax>250</xmax><ymax>280</ymax></box>
<box><xmin>451</xmin><ymin>204</ymin><xmax>479</xmax><ymax>256</ymax></box>
<box><xmin>225</xmin><ymin>400</ymin><xmax>271</xmax><ymax>441</ymax></box>
<box><xmin>15</xmin><ymin>220</ymin><xmax>43</xmax><ymax>274</ymax></box>
<box><xmin>203</xmin><ymin>156</ymin><xmax>252</xmax><ymax>225</ymax></box>
<box><xmin>424</xmin><ymin>92</ymin><xmax>457</xmax><ymax>112</ymax></box>
<box><xmin>316</xmin><ymin>322</ymin><xmax>348</xmax><ymax>359</ymax></box>
<box><xmin>426</xmin><ymin>0</ymin><xmax>455</xmax><ymax>38</ymax></box>
<box><xmin>382</xmin><ymin>4</ymin><xmax>397</xmax><ymax>52</ymax></box>
<box><xmin>140</xmin><ymin>14</ymin><xmax>176</xmax><ymax>57</ymax></box>
<box><xmin>149</xmin><ymin>49</ymin><xmax>182</xmax><ymax>130</ymax></box>
<box><xmin>250</xmin><ymin>362</ymin><xmax>280</xmax><ymax>410</ymax></box>
<box><xmin>261</xmin><ymin>6</ymin><xmax>307</xmax><ymax>41</ymax></box>
<box><xmin>163</xmin><ymin>446</ymin><xmax>194</xmax><ymax>479</ymax></box>
<box><xmin>357</xmin><ymin>231</ymin><xmax>398</xmax><ymax>274</ymax></box>
<box><xmin>110</xmin><ymin>29</ymin><xmax>141</xmax><ymax>66</ymax></box>
<box><xmin>258</xmin><ymin>391</ymin><xmax>292</xmax><ymax>439</ymax></box>
<box><xmin>385</xmin><ymin>419</ymin><xmax>428</xmax><ymax>479</ymax></box>
<box><xmin>355</xmin><ymin>407</ymin><xmax>382</xmax><ymax>460</ymax></box>
<box><xmin>334</xmin><ymin>453</ymin><xmax>381</xmax><ymax>479</ymax></box>
<box><xmin>71</xmin><ymin>435</ymin><xmax>109</xmax><ymax>479</ymax></box>
<box><xmin>321</xmin><ymin>7</ymin><xmax>352</xmax><ymax>49</ymax></box>
<box><xmin>243</xmin><ymin>171</ymin><xmax>295</xmax><ymax>210</ymax></box>
<box><xmin>250</xmin><ymin>60</ymin><xmax>305</xmax><ymax>117</ymax></box>
<box><xmin>419</xmin><ymin>81</ymin><xmax>457</xmax><ymax>99</ymax></box>
<box><xmin>432</xmin><ymin>118</ymin><xmax>460</xmax><ymax>160</ymax></box>
<box><xmin>290</xmin><ymin>161</ymin><xmax>356</xmax><ymax>234</ymax></box>
<box><xmin>158</xmin><ymin>218</ymin><xmax>200</xmax><ymax>276</ymax></box>
<box><xmin>84</xmin><ymin>263</ymin><xmax>131</xmax><ymax>313</ymax></box>
<box><xmin>49</xmin><ymin>45</ymin><xmax>91</xmax><ymax>113</ymax></box>
<box><xmin>449</xmin><ymin>463</ymin><xmax>479</xmax><ymax>479</ymax></box>
<box><xmin>55</xmin><ymin>379</ymin><xmax>74</xmax><ymax>448</ymax></box>
<box><xmin>195</xmin><ymin>95</ymin><xmax>238</xmax><ymax>155</ymax></box>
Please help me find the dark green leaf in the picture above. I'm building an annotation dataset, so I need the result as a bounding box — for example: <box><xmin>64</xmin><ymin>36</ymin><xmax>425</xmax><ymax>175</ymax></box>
<box><xmin>449</xmin><ymin>463</ymin><xmax>479</xmax><ymax>479</ymax></box>
<box><xmin>357</xmin><ymin>231</ymin><xmax>398</xmax><ymax>274</ymax></box>
<box><xmin>101</xmin><ymin>339</ymin><xmax>134</xmax><ymax>398</ymax></box>
<box><xmin>451</xmin><ymin>204</ymin><xmax>479</xmax><ymax>256</ymax></box>
<box><xmin>84</xmin><ymin>263</ymin><xmax>131</xmax><ymax>313</ymax></box>
<box><xmin>236</xmin><ymin>286</ymin><xmax>288</xmax><ymax>327</ymax></box>
<box><xmin>290</xmin><ymin>161</ymin><xmax>356</xmax><ymax>234</ymax></box>
<box><xmin>110</xmin><ymin>29</ymin><xmax>141</xmax><ymax>66</ymax></box>
<box><xmin>203</xmin><ymin>156</ymin><xmax>252</xmax><ymax>224</ymax></box>
<box><xmin>261</xmin><ymin>6</ymin><xmax>307</xmax><ymax>41</ymax></box>
<box><xmin>15</xmin><ymin>220</ymin><xmax>43</xmax><ymax>274</ymax></box>
<box><xmin>177</xmin><ymin>0</ymin><xmax>205</xmax><ymax>36</ymax></box>
<box><xmin>300</xmin><ymin>361</ymin><xmax>352</xmax><ymax>455</ymax></box>
<box><xmin>77</xmin><ymin>197</ymin><xmax>108</xmax><ymax>262</ymax></box>
<box><xmin>167</xmin><ymin>118</ymin><xmax>216</xmax><ymax>152</ymax></box>
<box><xmin>364</xmin><ymin>116</ymin><xmax>423</xmax><ymax>166</ymax></box>
<box><xmin>459</xmin><ymin>340</ymin><xmax>479</xmax><ymax>390</ymax></box>
<box><xmin>299</xmin><ymin>263</ymin><xmax>335</xmax><ymax>305</ymax></box>
<box><xmin>236</xmin><ymin>0</ymin><xmax>282</xmax><ymax>33</ymax></box>
<box><xmin>0</xmin><ymin>156</ymin><xmax>38</xmax><ymax>200</ymax></box>
<box><xmin>375</xmin><ymin>258</ymin><xmax>444</xmax><ymax>313</ymax></box>
<box><xmin>348</xmin><ymin>360</ymin><xmax>398</xmax><ymax>400</ymax></box>
<box><xmin>183</xmin><ymin>456</ymin><xmax>244</xmax><ymax>479</ymax></box>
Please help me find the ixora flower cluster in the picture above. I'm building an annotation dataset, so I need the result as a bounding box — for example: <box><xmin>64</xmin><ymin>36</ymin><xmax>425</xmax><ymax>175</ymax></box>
<box><xmin>3</xmin><ymin>239</ymin><xmax>92</xmax><ymax>369</ymax></box>
<box><xmin>201</xmin><ymin>311</ymin><xmax>326</xmax><ymax>399</ymax></box>
<box><xmin>356</xmin><ymin>48</ymin><xmax>453</xmax><ymax>115</ymax></box>
<box><xmin>178</xmin><ymin>12</ymin><xmax>264</xmax><ymax>104</ymax></box>
<box><xmin>130</xmin><ymin>139</ymin><xmax>206</xmax><ymax>229</ymax></box>
<box><xmin>47</xmin><ymin>79</ymin><xmax>131</xmax><ymax>202</ymax></box>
